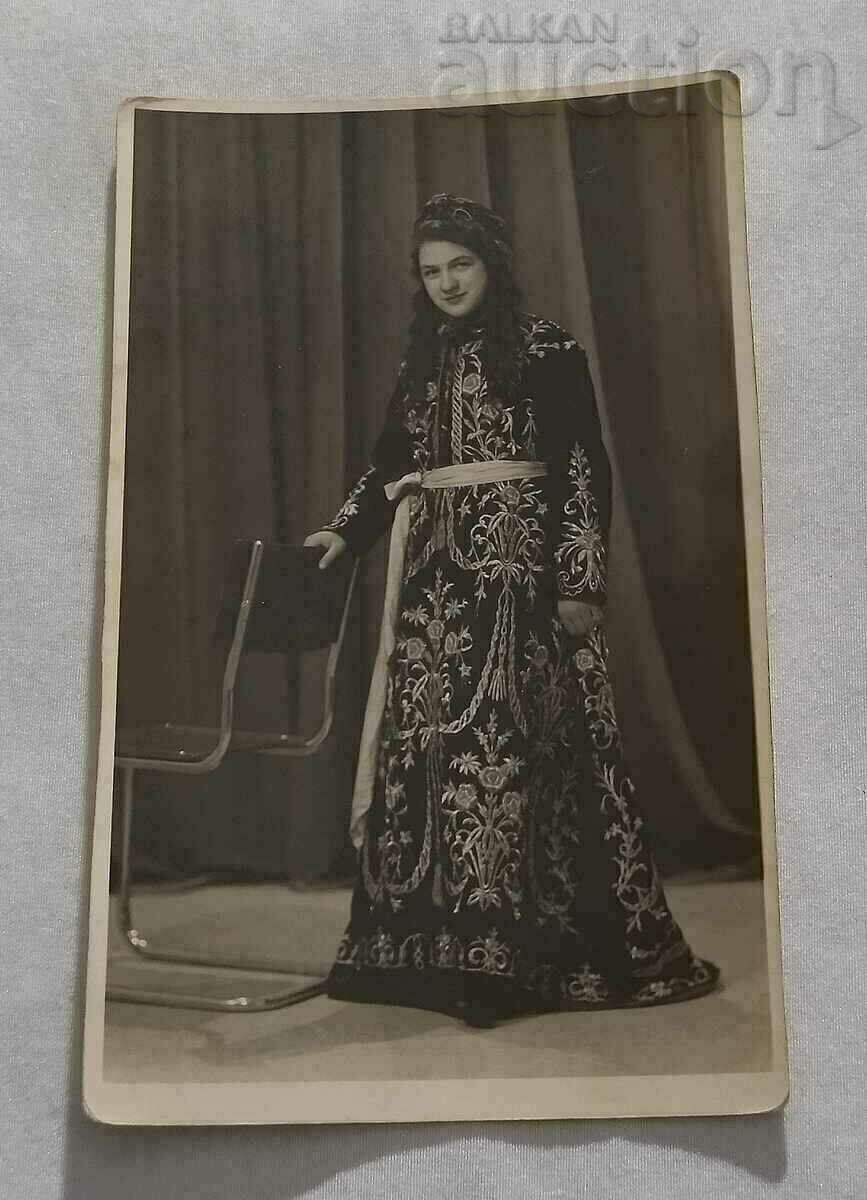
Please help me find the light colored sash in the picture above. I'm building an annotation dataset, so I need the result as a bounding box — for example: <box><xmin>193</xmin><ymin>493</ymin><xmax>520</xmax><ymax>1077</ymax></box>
<box><xmin>349</xmin><ymin>459</ymin><xmax>548</xmax><ymax>848</ymax></box>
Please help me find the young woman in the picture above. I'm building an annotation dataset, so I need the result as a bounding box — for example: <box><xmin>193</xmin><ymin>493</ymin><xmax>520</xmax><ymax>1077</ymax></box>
<box><xmin>305</xmin><ymin>193</ymin><xmax>720</xmax><ymax>1028</ymax></box>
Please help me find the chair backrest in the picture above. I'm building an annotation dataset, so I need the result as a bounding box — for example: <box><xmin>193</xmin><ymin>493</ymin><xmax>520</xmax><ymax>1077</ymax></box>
<box><xmin>214</xmin><ymin>541</ymin><xmax>355</xmax><ymax>654</ymax></box>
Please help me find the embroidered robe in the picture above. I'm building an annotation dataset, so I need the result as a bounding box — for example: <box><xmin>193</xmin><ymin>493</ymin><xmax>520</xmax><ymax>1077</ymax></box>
<box><xmin>322</xmin><ymin>313</ymin><xmax>718</xmax><ymax>1015</ymax></box>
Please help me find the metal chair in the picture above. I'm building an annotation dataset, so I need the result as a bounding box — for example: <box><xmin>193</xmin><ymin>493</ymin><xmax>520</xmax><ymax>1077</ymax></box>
<box><xmin>108</xmin><ymin>540</ymin><xmax>358</xmax><ymax>1012</ymax></box>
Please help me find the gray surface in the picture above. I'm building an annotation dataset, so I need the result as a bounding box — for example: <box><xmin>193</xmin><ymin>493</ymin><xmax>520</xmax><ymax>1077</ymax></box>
<box><xmin>1</xmin><ymin>2</ymin><xmax>865</xmax><ymax>1198</ymax></box>
<box><xmin>103</xmin><ymin>881</ymin><xmax>772</xmax><ymax>1083</ymax></box>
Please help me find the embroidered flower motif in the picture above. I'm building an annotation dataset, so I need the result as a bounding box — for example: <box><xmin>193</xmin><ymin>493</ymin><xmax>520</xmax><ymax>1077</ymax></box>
<box><xmin>637</xmin><ymin>980</ymin><xmax>673</xmax><ymax>1001</ymax></box>
<box><xmin>467</xmin><ymin>929</ymin><xmax>512</xmax><ymax>974</ymax></box>
<box><xmin>574</xmin><ymin>648</ymin><xmax>596</xmax><ymax>673</ymax></box>
<box><xmin>384</xmin><ymin>781</ymin><xmax>405</xmax><ymax>811</ymax></box>
<box><xmin>479</xmin><ymin>764</ymin><xmax>507</xmax><ymax>791</ymax></box>
<box><xmin>532</xmin><ymin>644</ymin><xmax>549</xmax><ymax>668</ymax></box>
<box><xmin>557</xmin><ymin>444</ymin><xmax>606</xmax><ymax>598</ymax></box>
<box><xmin>462</xmin><ymin>372</ymin><xmax>481</xmax><ymax>395</ymax></box>
<box><xmin>575</xmin><ymin>630</ymin><xmax>621</xmax><ymax>751</ymax></box>
<box><xmin>427</xmin><ymin>619</ymin><xmax>444</xmax><ymax>643</ymax></box>
<box><xmin>566</xmin><ymin>963</ymin><xmax>608</xmax><ymax>1003</ymax></box>
<box><xmin>454</xmin><ymin>750</ymin><xmax>481</xmax><ymax>774</ymax></box>
<box><xmin>444</xmin><ymin>632</ymin><xmax>459</xmax><ymax>654</ymax></box>
<box><xmin>502</xmin><ymin>791</ymin><xmax>524</xmax><ymax>818</ymax></box>
<box><xmin>433</xmin><ymin>928</ymin><xmax>461</xmax><ymax>969</ymax></box>
<box><xmin>405</xmin><ymin>637</ymin><xmax>425</xmax><ymax>662</ymax></box>
<box><xmin>452</xmin><ymin>783</ymin><xmax>477</xmax><ymax>810</ymax></box>
<box><xmin>325</xmin><ymin>466</ymin><xmax>375</xmax><ymax>529</ymax></box>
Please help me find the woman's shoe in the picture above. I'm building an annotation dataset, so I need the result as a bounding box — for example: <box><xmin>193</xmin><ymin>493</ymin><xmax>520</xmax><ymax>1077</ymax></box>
<box><xmin>460</xmin><ymin>1004</ymin><xmax>498</xmax><ymax>1029</ymax></box>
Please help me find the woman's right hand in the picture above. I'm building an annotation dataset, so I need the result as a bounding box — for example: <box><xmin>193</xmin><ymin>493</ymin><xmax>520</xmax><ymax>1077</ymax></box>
<box><xmin>303</xmin><ymin>529</ymin><xmax>348</xmax><ymax>570</ymax></box>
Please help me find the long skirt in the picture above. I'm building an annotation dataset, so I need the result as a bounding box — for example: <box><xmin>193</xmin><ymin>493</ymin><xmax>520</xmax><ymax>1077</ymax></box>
<box><xmin>325</xmin><ymin>483</ymin><xmax>720</xmax><ymax>1022</ymax></box>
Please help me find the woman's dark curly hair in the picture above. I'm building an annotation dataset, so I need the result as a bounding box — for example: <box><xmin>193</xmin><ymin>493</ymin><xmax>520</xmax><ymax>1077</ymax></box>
<box><xmin>403</xmin><ymin>195</ymin><xmax>525</xmax><ymax>409</ymax></box>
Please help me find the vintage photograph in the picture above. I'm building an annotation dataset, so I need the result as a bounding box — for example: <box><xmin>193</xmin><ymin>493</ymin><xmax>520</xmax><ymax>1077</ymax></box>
<box><xmin>83</xmin><ymin>75</ymin><xmax>788</xmax><ymax>1124</ymax></box>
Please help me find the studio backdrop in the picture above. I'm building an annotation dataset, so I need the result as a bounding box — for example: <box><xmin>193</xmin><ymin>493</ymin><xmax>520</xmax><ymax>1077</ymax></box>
<box><xmin>116</xmin><ymin>84</ymin><xmax>759</xmax><ymax>883</ymax></box>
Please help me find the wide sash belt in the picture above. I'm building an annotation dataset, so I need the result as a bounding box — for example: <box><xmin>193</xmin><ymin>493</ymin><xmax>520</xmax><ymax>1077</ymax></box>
<box><xmin>384</xmin><ymin>459</ymin><xmax>548</xmax><ymax>502</ymax></box>
<box><xmin>349</xmin><ymin>459</ymin><xmax>549</xmax><ymax>849</ymax></box>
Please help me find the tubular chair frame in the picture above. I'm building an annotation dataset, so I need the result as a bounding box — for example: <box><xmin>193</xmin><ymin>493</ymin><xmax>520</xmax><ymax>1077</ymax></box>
<box><xmin>107</xmin><ymin>540</ymin><xmax>359</xmax><ymax>1013</ymax></box>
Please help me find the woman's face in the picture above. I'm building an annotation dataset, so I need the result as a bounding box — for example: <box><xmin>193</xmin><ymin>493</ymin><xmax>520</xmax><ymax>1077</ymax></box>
<box><xmin>417</xmin><ymin>240</ymin><xmax>488</xmax><ymax>319</ymax></box>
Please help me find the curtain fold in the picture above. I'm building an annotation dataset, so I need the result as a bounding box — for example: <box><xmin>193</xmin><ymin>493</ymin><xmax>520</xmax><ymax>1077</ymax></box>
<box><xmin>117</xmin><ymin>91</ymin><xmax>759</xmax><ymax>885</ymax></box>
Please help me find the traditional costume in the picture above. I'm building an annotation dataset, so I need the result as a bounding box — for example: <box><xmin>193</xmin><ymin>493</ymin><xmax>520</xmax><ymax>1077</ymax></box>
<box><xmin>320</xmin><ymin>195</ymin><xmax>719</xmax><ymax>1023</ymax></box>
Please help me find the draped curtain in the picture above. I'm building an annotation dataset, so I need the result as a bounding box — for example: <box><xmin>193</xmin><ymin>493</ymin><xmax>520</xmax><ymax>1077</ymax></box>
<box><xmin>117</xmin><ymin>84</ymin><xmax>759</xmax><ymax>883</ymax></box>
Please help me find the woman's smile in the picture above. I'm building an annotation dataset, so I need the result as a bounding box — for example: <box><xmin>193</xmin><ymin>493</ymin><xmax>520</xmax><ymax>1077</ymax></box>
<box><xmin>418</xmin><ymin>239</ymin><xmax>489</xmax><ymax>316</ymax></box>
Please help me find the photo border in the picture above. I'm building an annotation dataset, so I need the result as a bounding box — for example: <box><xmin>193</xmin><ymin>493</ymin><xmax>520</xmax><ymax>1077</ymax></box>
<box><xmin>83</xmin><ymin>70</ymin><xmax>789</xmax><ymax>1126</ymax></box>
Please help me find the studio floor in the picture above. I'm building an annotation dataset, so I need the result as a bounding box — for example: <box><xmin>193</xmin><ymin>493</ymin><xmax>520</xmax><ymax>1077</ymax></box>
<box><xmin>103</xmin><ymin>879</ymin><xmax>772</xmax><ymax>1084</ymax></box>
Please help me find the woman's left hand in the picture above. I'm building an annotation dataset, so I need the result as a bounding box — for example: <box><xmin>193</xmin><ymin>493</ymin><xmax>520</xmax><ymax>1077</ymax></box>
<box><xmin>557</xmin><ymin>599</ymin><xmax>604</xmax><ymax>638</ymax></box>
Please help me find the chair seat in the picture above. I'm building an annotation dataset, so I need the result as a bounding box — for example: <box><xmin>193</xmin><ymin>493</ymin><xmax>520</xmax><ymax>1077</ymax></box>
<box><xmin>116</xmin><ymin>723</ymin><xmax>310</xmax><ymax>764</ymax></box>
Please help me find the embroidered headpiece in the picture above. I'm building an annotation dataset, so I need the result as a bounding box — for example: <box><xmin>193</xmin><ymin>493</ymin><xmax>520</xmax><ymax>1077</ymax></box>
<box><xmin>413</xmin><ymin>193</ymin><xmax>513</xmax><ymax>269</ymax></box>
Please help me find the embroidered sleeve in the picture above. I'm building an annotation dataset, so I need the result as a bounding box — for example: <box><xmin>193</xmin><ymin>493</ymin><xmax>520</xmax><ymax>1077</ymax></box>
<box><xmin>531</xmin><ymin>341</ymin><xmax>611</xmax><ymax>604</ymax></box>
<box><xmin>320</xmin><ymin>374</ymin><xmax>413</xmax><ymax>557</ymax></box>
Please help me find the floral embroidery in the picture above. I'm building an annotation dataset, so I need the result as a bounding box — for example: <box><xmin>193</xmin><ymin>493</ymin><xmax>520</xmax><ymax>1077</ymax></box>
<box><xmin>596</xmin><ymin>756</ymin><xmax>670</xmax><ymax>935</ymax></box>
<box><xmin>449</xmin><ymin>339</ymin><xmax>521</xmax><ymax>463</ymax></box>
<box><xmin>324</xmin><ymin>465</ymin><xmax>377</xmax><ymax>531</ymax></box>
<box><xmin>362</xmin><ymin>570</ymin><xmax>474</xmax><ymax>908</ymax></box>
<box><xmin>334</xmin><ymin>924</ymin><xmax>714</xmax><ymax>1008</ymax></box>
<box><xmin>515</xmin><ymin>627</ymin><xmax>585</xmax><ymax>927</ymax></box>
<box><xmin>557</xmin><ymin>444</ymin><xmax>606</xmax><ymax>598</ymax></box>
<box><xmin>462</xmin><ymin>478</ymin><xmax>547</xmax><ymax>603</ymax></box>
<box><xmin>563</xmin><ymin>963</ymin><xmax>608</xmax><ymax>1004</ymax></box>
<box><xmin>573</xmin><ymin>627</ymin><xmax>620</xmax><ymax>751</ymax></box>
<box><xmin>571</xmin><ymin>629</ymin><xmax>669</xmax><ymax>935</ymax></box>
<box><xmin>329</xmin><ymin>309</ymin><xmax>718</xmax><ymax>1015</ymax></box>
<box><xmin>407</xmin><ymin>395</ymin><xmax>436</xmax><ymax>471</ymax></box>
<box><xmin>442</xmin><ymin>712</ymin><xmax>527</xmax><ymax>914</ymax></box>
<box><xmin>630</xmin><ymin>957</ymin><xmax>715</xmax><ymax>1003</ymax></box>
<box><xmin>466</xmin><ymin>928</ymin><xmax>513</xmax><ymax>973</ymax></box>
<box><xmin>522</xmin><ymin>314</ymin><xmax>579</xmax><ymax>359</ymax></box>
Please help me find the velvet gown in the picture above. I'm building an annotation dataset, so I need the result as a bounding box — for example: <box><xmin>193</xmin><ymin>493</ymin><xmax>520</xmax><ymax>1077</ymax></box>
<box><xmin>321</xmin><ymin>311</ymin><xmax>720</xmax><ymax>1020</ymax></box>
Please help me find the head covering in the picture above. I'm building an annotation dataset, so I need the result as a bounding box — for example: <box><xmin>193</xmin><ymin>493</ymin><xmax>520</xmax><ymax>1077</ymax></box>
<box><xmin>413</xmin><ymin>193</ymin><xmax>513</xmax><ymax>272</ymax></box>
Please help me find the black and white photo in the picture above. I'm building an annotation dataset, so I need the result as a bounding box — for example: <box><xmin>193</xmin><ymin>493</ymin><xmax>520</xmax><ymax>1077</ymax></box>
<box><xmin>83</xmin><ymin>75</ymin><xmax>787</xmax><ymax>1124</ymax></box>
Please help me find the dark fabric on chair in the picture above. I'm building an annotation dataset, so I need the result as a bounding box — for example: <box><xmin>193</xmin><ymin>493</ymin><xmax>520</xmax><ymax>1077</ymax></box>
<box><xmin>214</xmin><ymin>542</ymin><xmax>354</xmax><ymax>653</ymax></box>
